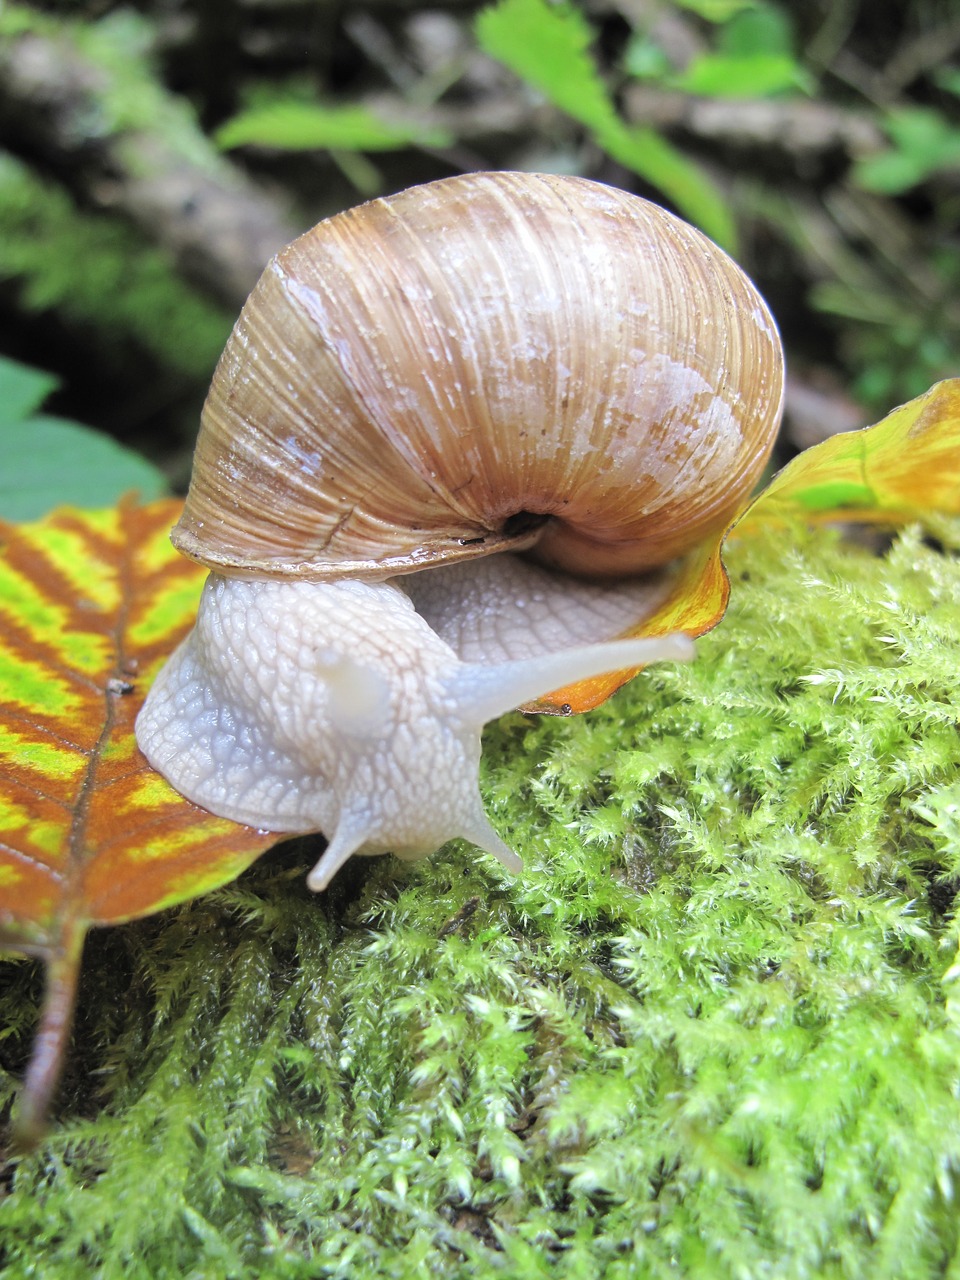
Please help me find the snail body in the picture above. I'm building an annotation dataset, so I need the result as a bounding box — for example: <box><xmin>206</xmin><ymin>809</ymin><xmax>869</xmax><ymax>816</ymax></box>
<box><xmin>136</xmin><ymin>171</ymin><xmax>784</xmax><ymax>891</ymax></box>
<box><xmin>137</xmin><ymin>572</ymin><xmax>693</xmax><ymax>890</ymax></box>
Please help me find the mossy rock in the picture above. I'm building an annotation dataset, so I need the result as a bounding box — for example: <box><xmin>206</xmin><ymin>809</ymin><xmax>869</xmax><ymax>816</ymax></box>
<box><xmin>2</xmin><ymin>520</ymin><xmax>959</xmax><ymax>1279</ymax></box>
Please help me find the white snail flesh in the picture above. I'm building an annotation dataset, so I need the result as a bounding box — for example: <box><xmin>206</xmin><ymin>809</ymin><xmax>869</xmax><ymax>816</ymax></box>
<box><xmin>136</xmin><ymin>171</ymin><xmax>784</xmax><ymax>891</ymax></box>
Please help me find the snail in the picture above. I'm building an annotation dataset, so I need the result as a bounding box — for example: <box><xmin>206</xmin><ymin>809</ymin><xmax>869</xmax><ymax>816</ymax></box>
<box><xmin>136</xmin><ymin>171</ymin><xmax>784</xmax><ymax>891</ymax></box>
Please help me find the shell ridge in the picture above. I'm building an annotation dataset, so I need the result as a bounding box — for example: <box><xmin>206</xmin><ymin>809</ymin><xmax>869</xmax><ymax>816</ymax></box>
<box><xmin>177</xmin><ymin>171</ymin><xmax>784</xmax><ymax>579</ymax></box>
<box><xmin>283</xmin><ymin>218</ymin><xmax>502</xmax><ymax>545</ymax></box>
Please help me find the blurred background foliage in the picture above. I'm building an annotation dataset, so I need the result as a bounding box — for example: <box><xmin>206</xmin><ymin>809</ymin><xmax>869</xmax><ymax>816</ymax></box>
<box><xmin>0</xmin><ymin>0</ymin><xmax>958</xmax><ymax>512</ymax></box>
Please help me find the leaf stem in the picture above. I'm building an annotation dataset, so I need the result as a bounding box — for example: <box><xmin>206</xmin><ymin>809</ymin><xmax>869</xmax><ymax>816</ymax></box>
<box><xmin>14</xmin><ymin>918</ymin><xmax>86</xmax><ymax>1151</ymax></box>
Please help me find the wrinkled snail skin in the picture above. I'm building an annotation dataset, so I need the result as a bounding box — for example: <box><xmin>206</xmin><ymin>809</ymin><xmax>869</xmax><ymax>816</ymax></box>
<box><xmin>135</xmin><ymin>574</ymin><xmax>695</xmax><ymax>891</ymax></box>
<box><xmin>135</xmin><ymin>171</ymin><xmax>785</xmax><ymax>891</ymax></box>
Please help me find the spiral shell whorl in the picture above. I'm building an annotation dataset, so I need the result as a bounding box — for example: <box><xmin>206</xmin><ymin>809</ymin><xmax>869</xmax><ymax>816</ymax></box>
<box><xmin>172</xmin><ymin>171</ymin><xmax>784</xmax><ymax>580</ymax></box>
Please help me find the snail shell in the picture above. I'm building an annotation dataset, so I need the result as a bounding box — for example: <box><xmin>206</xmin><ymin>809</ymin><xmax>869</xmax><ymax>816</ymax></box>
<box><xmin>172</xmin><ymin>170</ymin><xmax>783</xmax><ymax>582</ymax></box>
<box><xmin>137</xmin><ymin>171</ymin><xmax>784</xmax><ymax>891</ymax></box>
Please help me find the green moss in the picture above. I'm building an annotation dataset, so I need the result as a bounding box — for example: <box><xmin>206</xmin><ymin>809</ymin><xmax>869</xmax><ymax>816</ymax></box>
<box><xmin>0</xmin><ymin>5</ymin><xmax>239</xmax><ymax>175</ymax></box>
<box><xmin>0</xmin><ymin>151</ymin><xmax>232</xmax><ymax>382</ymax></box>
<box><xmin>3</xmin><ymin>521</ymin><xmax>960</xmax><ymax>1278</ymax></box>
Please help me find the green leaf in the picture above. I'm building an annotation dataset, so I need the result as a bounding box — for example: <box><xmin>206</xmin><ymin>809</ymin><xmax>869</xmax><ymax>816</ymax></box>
<box><xmin>718</xmin><ymin>4</ymin><xmax>794</xmax><ymax>55</ymax></box>
<box><xmin>936</xmin><ymin>67</ymin><xmax>960</xmax><ymax>98</ymax></box>
<box><xmin>0</xmin><ymin>356</ymin><xmax>167</xmax><ymax>520</ymax></box>
<box><xmin>675</xmin><ymin>51</ymin><xmax>807</xmax><ymax>98</ymax></box>
<box><xmin>673</xmin><ymin>0</ymin><xmax>756</xmax><ymax>20</ymax></box>
<box><xmin>622</xmin><ymin>34</ymin><xmax>672</xmax><ymax>81</ymax></box>
<box><xmin>854</xmin><ymin>107</ymin><xmax>960</xmax><ymax>194</ymax></box>
<box><xmin>854</xmin><ymin>151</ymin><xmax>930</xmax><ymax>195</ymax></box>
<box><xmin>0</xmin><ymin>356</ymin><xmax>57</xmax><ymax>421</ymax></box>
<box><xmin>476</xmin><ymin>0</ymin><xmax>619</xmax><ymax>136</ymax></box>
<box><xmin>0</xmin><ymin>419</ymin><xmax>168</xmax><ymax>521</ymax></box>
<box><xmin>601</xmin><ymin>126</ymin><xmax>737</xmax><ymax>251</ymax></box>
<box><xmin>0</xmin><ymin>2</ymin><xmax>56</xmax><ymax>39</ymax></box>
<box><xmin>216</xmin><ymin>100</ymin><xmax>452</xmax><ymax>153</ymax></box>
<box><xmin>475</xmin><ymin>0</ymin><xmax>736</xmax><ymax>251</ymax></box>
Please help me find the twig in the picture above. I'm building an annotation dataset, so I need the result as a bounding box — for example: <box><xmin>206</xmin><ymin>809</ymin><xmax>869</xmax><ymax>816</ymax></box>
<box><xmin>0</xmin><ymin>28</ymin><xmax>300</xmax><ymax>308</ymax></box>
<box><xmin>623</xmin><ymin>86</ymin><xmax>883</xmax><ymax>161</ymax></box>
<box><xmin>877</xmin><ymin>14</ymin><xmax>960</xmax><ymax>95</ymax></box>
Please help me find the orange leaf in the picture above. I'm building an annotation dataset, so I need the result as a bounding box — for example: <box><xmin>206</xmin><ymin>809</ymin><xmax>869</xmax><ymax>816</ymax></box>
<box><xmin>528</xmin><ymin>536</ymin><xmax>730</xmax><ymax>713</ymax></box>
<box><xmin>739</xmin><ymin>378</ymin><xmax>960</xmax><ymax>533</ymax></box>
<box><xmin>0</xmin><ymin>498</ymin><xmax>277</xmax><ymax>1143</ymax></box>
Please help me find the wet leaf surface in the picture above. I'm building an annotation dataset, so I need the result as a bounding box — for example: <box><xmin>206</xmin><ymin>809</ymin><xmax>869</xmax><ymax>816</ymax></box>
<box><xmin>0</xmin><ymin>498</ymin><xmax>277</xmax><ymax>1141</ymax></box>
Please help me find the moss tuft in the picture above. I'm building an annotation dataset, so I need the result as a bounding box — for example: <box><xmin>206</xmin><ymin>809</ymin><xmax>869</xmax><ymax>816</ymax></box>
<box><xmin>0</xmin><ymin>151</ymin><xmax>232</xmax><ymax>383</ymax></box>
<box><xmin>3</xmin><ymin>521</ymin><xmax>960</xmax><ymax>1278</ymax></box>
